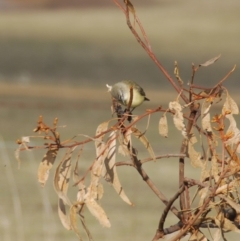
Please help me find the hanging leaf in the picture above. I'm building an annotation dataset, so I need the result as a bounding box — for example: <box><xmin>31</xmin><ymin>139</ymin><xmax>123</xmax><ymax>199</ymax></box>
<box><xmin>169</xmin><ymin>101</ymin><xmax>187</xmax><ymax>138</ymax></box>
<box><xmin>215</xmin><ymin>212</ymin><xmax>240</xmax><ymax>233</ymax></box>
<box><xmin>70</xmin><ymin>204</ymin><xmax>83</xmax><ymax>241</ymax></box>
<box><xmin>103</xmin><ymin>131</ymin><xmax>133</xmax><ymax>206</ymax></box>
<box><xmin>131</xmin><ymin>127</ymin><xmax>156</xmax><ymax>161</ymax></box>
<box><xmin>85</xmin><ymin>193</ymin><xmax>111</xmax><ymax>228</ymax></box>
<box><xmin>54</xmin><ymin>147</ymin><xmax>76</xmax><ymax>229</ymax></box>
<box><xmin>225</xmin><ymin>114</ymin><xmax>240</xmax><ymax>153</ymax></box>
<box><xmin>77</xmin><ymin>182</ymin><xmax>87</xmax><ymax>203</ymax></box>
<box><xmin>38</xmin><ymin>148</ymin><xmax>58</xmax><ymax>187</ymax></box>
<box><xmin>79</xmin><ymin>213</ymin><xmax>94</xmax><ymax>241</ymax></box>
<box><xmin>159</xmin><ymin>114</ymin><xmax>168</xmax><ymax>138</ymax></box>
<box><xmin>201</xmin><ymin>100</ymin><xmax>213</xmax><ymax>133</ymax></box>
<box><xmin>200</xmin><ymin>159</ymin><xmax>210</xmax><ymax>182</ymax></box>
<box><xmin>222</xmin><ymin>94</ymin><xmax>239</xmax><ymax>115</ymax></box>
<box><xmin>219</xmin><ymin>195</ymin><xmax>240</xmax><ymax>213</ymax></box>
<box><xmin>188</xmin><ymin>135</ymin><xmax>203</xmax><ymax>168</ymax></box>
<box><xmin>89</xmin><ymin>121</ymin><xmax>110</xmax><ymax>200</ymax></box>
<box><xmin>211</xmin><ymin>155</ymin><xmax>219</xmax><ymax>183</ymax></box>
<box><xmin>72</xmin><ymin>149</ymin><xmax>87</xmax><ymax>203</ymax></box>
<box><xmin>199</xmin><ymin>54</ymin><xmax>221</xmax><ymax>67</ymax></box>
<box><xmin>188</xmin><ymin>231</ymin><xmax>208</xmax><ymax>241</ymax></box>
<box><xmin>54</xmin><ymin>147</ymin><xmax>75</xmax><ymax>206</ymax></box>
<box><xmin>58</xmin><ymin>198</ymin><xmax>71</xmax><ymax>230</ymax></box>
<box><xmin>213</xmin><ymin>229</ymin><xmax>222</xmax><ymax>241</ymax></box>
<box><xmin>118</xmin><ymin>127</ymin><xmax>132</xmax><ymax>157</ymax></box>
<box><xmin>198</xmin><ymin>186</ymin><xmax>209</xmax><ymax>207</ymax></box>
<box><xmin>95</xmin><ymin>121</ymin><xmax>109</xmax><ymax>156</ymax></box>
<box><xmin>89</xmin><ymin>154</ymin><xmax>106</xmax><ymax>200</ymax></box>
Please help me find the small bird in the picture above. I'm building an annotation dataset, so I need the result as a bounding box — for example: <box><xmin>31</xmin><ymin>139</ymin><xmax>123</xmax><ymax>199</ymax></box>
<box><xmin>106</xmin><ymin>80</ymin><xmax>149</xmax><ymax>109</ymax></box>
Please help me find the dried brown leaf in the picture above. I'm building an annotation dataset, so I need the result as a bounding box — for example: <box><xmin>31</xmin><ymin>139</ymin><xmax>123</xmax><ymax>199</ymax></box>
<box><xmin>188</xmin><ymin>231</ymin><xmax>207</xmax><ymax>241</ymax></box>
<box><xmin>211</xmin><ymin>155</ymin><xmax>219</xmax><ymax>183</ymax></box>
<box><xmin>201</xmin><ymin>100</ymin><xmax>213</xmax><ymax>133</ymax></box>
<box><xmin>199</xmin><ymin>54</ymin><xmax>221</xmax><ymax>67</ymax></box>
<box><xmin>225</xmin><ymin>114</ymin><xmax>240</xmax><ymax>153</ymax></box>
<box><xmin>200</xmin><ymin>159</ymin><xmax>210</xmax><ymax>182</ymax></box>
<box><xmin>131</xmin><ymin>127</ymin><xmax>156</xmax><ymax>161</ymax></box>
<box><xmin>219</xmin><ymin>195</ymin><xmax>240</xmax><ymax>213</ymax></box>
<box><xmin>73</xmin><ymin>152</ymin><xmax>87</xmax><ymax>203</ymax></box>
<box><xmin>89</xmin><ymin>156</ymin><xmax>106</xmax><ymax>200</ymax></box>
<box><xmin>215</xmin><ymin>212</ymin><xmax>240</xmax><ymax>233</ymax></box>
<box><xmin>213</xmin><ymin>229</ymin><xmax>221</xmax><ymax>241</ymax></box>
<box><xmin>70</xmin><ymin>204</ymin><xmax>83</xmax><ymax>241</ymax></box>
<box><xmin>103</xmin><ymin>131</ymin><xmax>133</xmax><ymax>205</ymax></box>
<box><xmin>77</xmin><ymin>181</ymin><xmax>86</xmax><ymax>203</ymax></box>
<box><xmin>118</xmin><ymin>145</ymin><xmax>130</xmax><ymax>156</ymax></box>
<box><xmin>118</xmin><ymin>128</ymin><xmax>132</xmax><ymax>156</ymax></box>
<box><xmin>79</xmin><ymin>213</ymin><xmax>94</xmax><ymax>241</ymax></box>
<box><xmin>95</xmin><ymin>121</ymin><xmax>109</xmax><ymax>156</ymax></box>
<box><xmin>85</xmin><ymin>194</ymin><xmax>111</xmax><ymax>228</ymax></box>
<box><xmin>198</xmin><ymin>187</ymin><xmax>209</xmax><ymax>207</ymax></box>
<box><xmin>222</xmin><ymin>94</ymin><xmax>239</xmax><ymax>115</ymax></box>
<box><xmin>38</xmin><ymin>148</ymin><xmax>58</xmax><ymax>187</ymax></box>
<box><xmin>58</xmin><ymin>198</ymin><xmax>71</xmax><ymax>230</ymax></box>
<box><xmin>89</xmin><ymin>121</ymin><xmax>110</xmax><ymax>201</ymax></box>
<box><xmin>54</xmin><ymin>147</ymin><xmax>75</xmax><ymax>206</ymax></box>
<box><xmin>188</xmin><ymin>135</ymin><xmax>203</xmax><ymax>168</ymax></box>
<box><xmin>169</xmin><ymin>101</ymin><xmax>187</xmax><ymax>138</ymax></box>
<box><xmin>159</xmin><ymin>114</ymin><xmax>168</xmax><ymax>138</ymax></box>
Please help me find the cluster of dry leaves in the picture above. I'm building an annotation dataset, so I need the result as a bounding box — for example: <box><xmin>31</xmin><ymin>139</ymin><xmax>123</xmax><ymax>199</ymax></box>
<box><xmin>15</xmin><ymin>77</ymin><xmax>240</xmax><ymax>241</ymax></box>
<box><xmin>15</xmin><ymin>1</ymin><xmax>240</xmax><ymax>241</ymax></box>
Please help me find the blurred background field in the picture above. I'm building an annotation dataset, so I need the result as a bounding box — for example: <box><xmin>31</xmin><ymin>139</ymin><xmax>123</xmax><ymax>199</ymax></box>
<box><xmin>1</xmin><ymin>0</ymin><xmax>240</xmax><ymax>240</ymax></box>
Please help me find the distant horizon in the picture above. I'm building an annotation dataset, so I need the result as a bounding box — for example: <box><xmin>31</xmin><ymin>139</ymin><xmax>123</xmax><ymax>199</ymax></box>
<box><xmin>0</xmin><ymin>0</ymin><xmax>158</xmax><ymax>11</ymax></box>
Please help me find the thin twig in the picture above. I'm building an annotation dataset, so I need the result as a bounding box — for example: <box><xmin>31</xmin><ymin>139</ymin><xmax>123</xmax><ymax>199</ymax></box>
<box><xmin>130</xmin><ymin>146</ymin><xmax>180</xmax><ymax>217</ymax></box>
<box><xmin>113</xmin><ymin>0</ymin><xmax>189</xmax><ymax>104</ymax></box>
<box><xmin>158</xmin><ymin>185</ymin><xmax>185</xmax><ymax>232</ymax></box>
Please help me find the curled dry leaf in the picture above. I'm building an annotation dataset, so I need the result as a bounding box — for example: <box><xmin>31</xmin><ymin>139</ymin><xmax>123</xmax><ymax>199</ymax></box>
<box><xmin>38</xmin><ymin>148</ymin><xmax>58</xmax><ymax>187</ymax></box>
<box><xmin>131</xmin><ymin>127</ymin><xmax>156</xmax><ymax>161</ymax></box>
<box><xmin>70</xmin><ymin>204</ymin><xmax>83</xmax><ymax>241</ymax></box>
<box><xmin>201</xmin><ymin>100</ymin><xmax>213</xmax><ymax>133</ymax></box>
<box><xmin>90</xmin><ymin>155</ymin><xmax>106</xmax><ymax>200</ymax></box>
<box><xmin>103</xmin><ymin>131</ymin><xmax>133</xmax><ymax>206</ymax></box>
<box><xmin>159</xmin><ymin>114</ymin><xmax>168</xmax><ymax>138</ymax></box>
<box><xmin>72</xmin><ymin>153</ymin><xmax>87</xmax><ymax>203</ymax></box>
<box><xmin>54</xmin><ymin>147</ymin><xmax>75</xmax><ymax>206</ymax></box>
<box><xmin>77</xmin><ymin>182</ymin><xmax>86</xmax><ymax>203</ymax></box>
<box><xmin>188</xmin><ymin>231</ymin><xmax>208</xmax><ymax>241</ymax></box>
<box><xmin>200</xmin><ymin>159</ymin><xmax>210</xmax><ymax>182</ymax></box>
<box><xmin>188</xmin><ymin>135</ymin><xmax>203</xmax><ymax>168</ymax></box>
<box><xmin>211</xmin><ymin>155</ymin><xmax>219</xmax><ymax>183</ymax></box>
<box><xmin>225</xmin><ymin>114</ymin><xmax>240</xmax><ymax>153</ymax></box>
<box><xmin>169</xmin><ymin>101</ymin><xmax>187</xmax><ymax>138</ymax></box>
<box><xmin>89</xmin><ymin>121</ymin><xmax>110</xmax><ymax>200</ymax></box>
<box><xmin>216</xmin><ymin>179</ymin><xmax>237</xmax><ymax>195</ymax></box>
<box><xmin>118</xmin><ymin>128</ymin><xmax>132</xmax><ymax>156</ymax></box>
<box><xmin>215</xmin><ymin>212</ymin><xmax>240</xmax><ymax>233</ymax></box>
<box><xmin>222</xmin><ymin>93</ymin><xmax>239</xmax><ymax>115</ymax></box>
<box><xmin>223</xmin><ymin>94</ymin><xmax>240</xmax><ymax>152</ymax></box>
<box><xmin>85</xmin><ymin>193</ymin><xmax>111</xmax><ymax>228</ymax></box>
<box><xmin>198</xmin><ymin>186</ymin><xmax>209</xmax><ymax>207</ymax></box>
<box><xmin>95</xmin><ymin>121</ymin><xmax>109</xmax><ymax>153</ymax></box>
<box><xmin>219</xmin><ymin>195</ymin><xmax>240</xmax><ymax>214</ymax></box>
<box><xmin>54</xmin><ymin>147</ymin><xmax>75</xmax><ymax>229</ymax></box>
<box><xmin>213</xmin><ymin>229</ymin><xmax>222</xmax><ymax>241</ymax></box>
<box><xmin>58</xmin><ymin>198</ymin><xmax>71</xmax><ymax>230</ymax></box>
<box><xmin>199</xmin><ymin>54</ymin><xmax>221</xmax><ymax>67</ymax></box>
